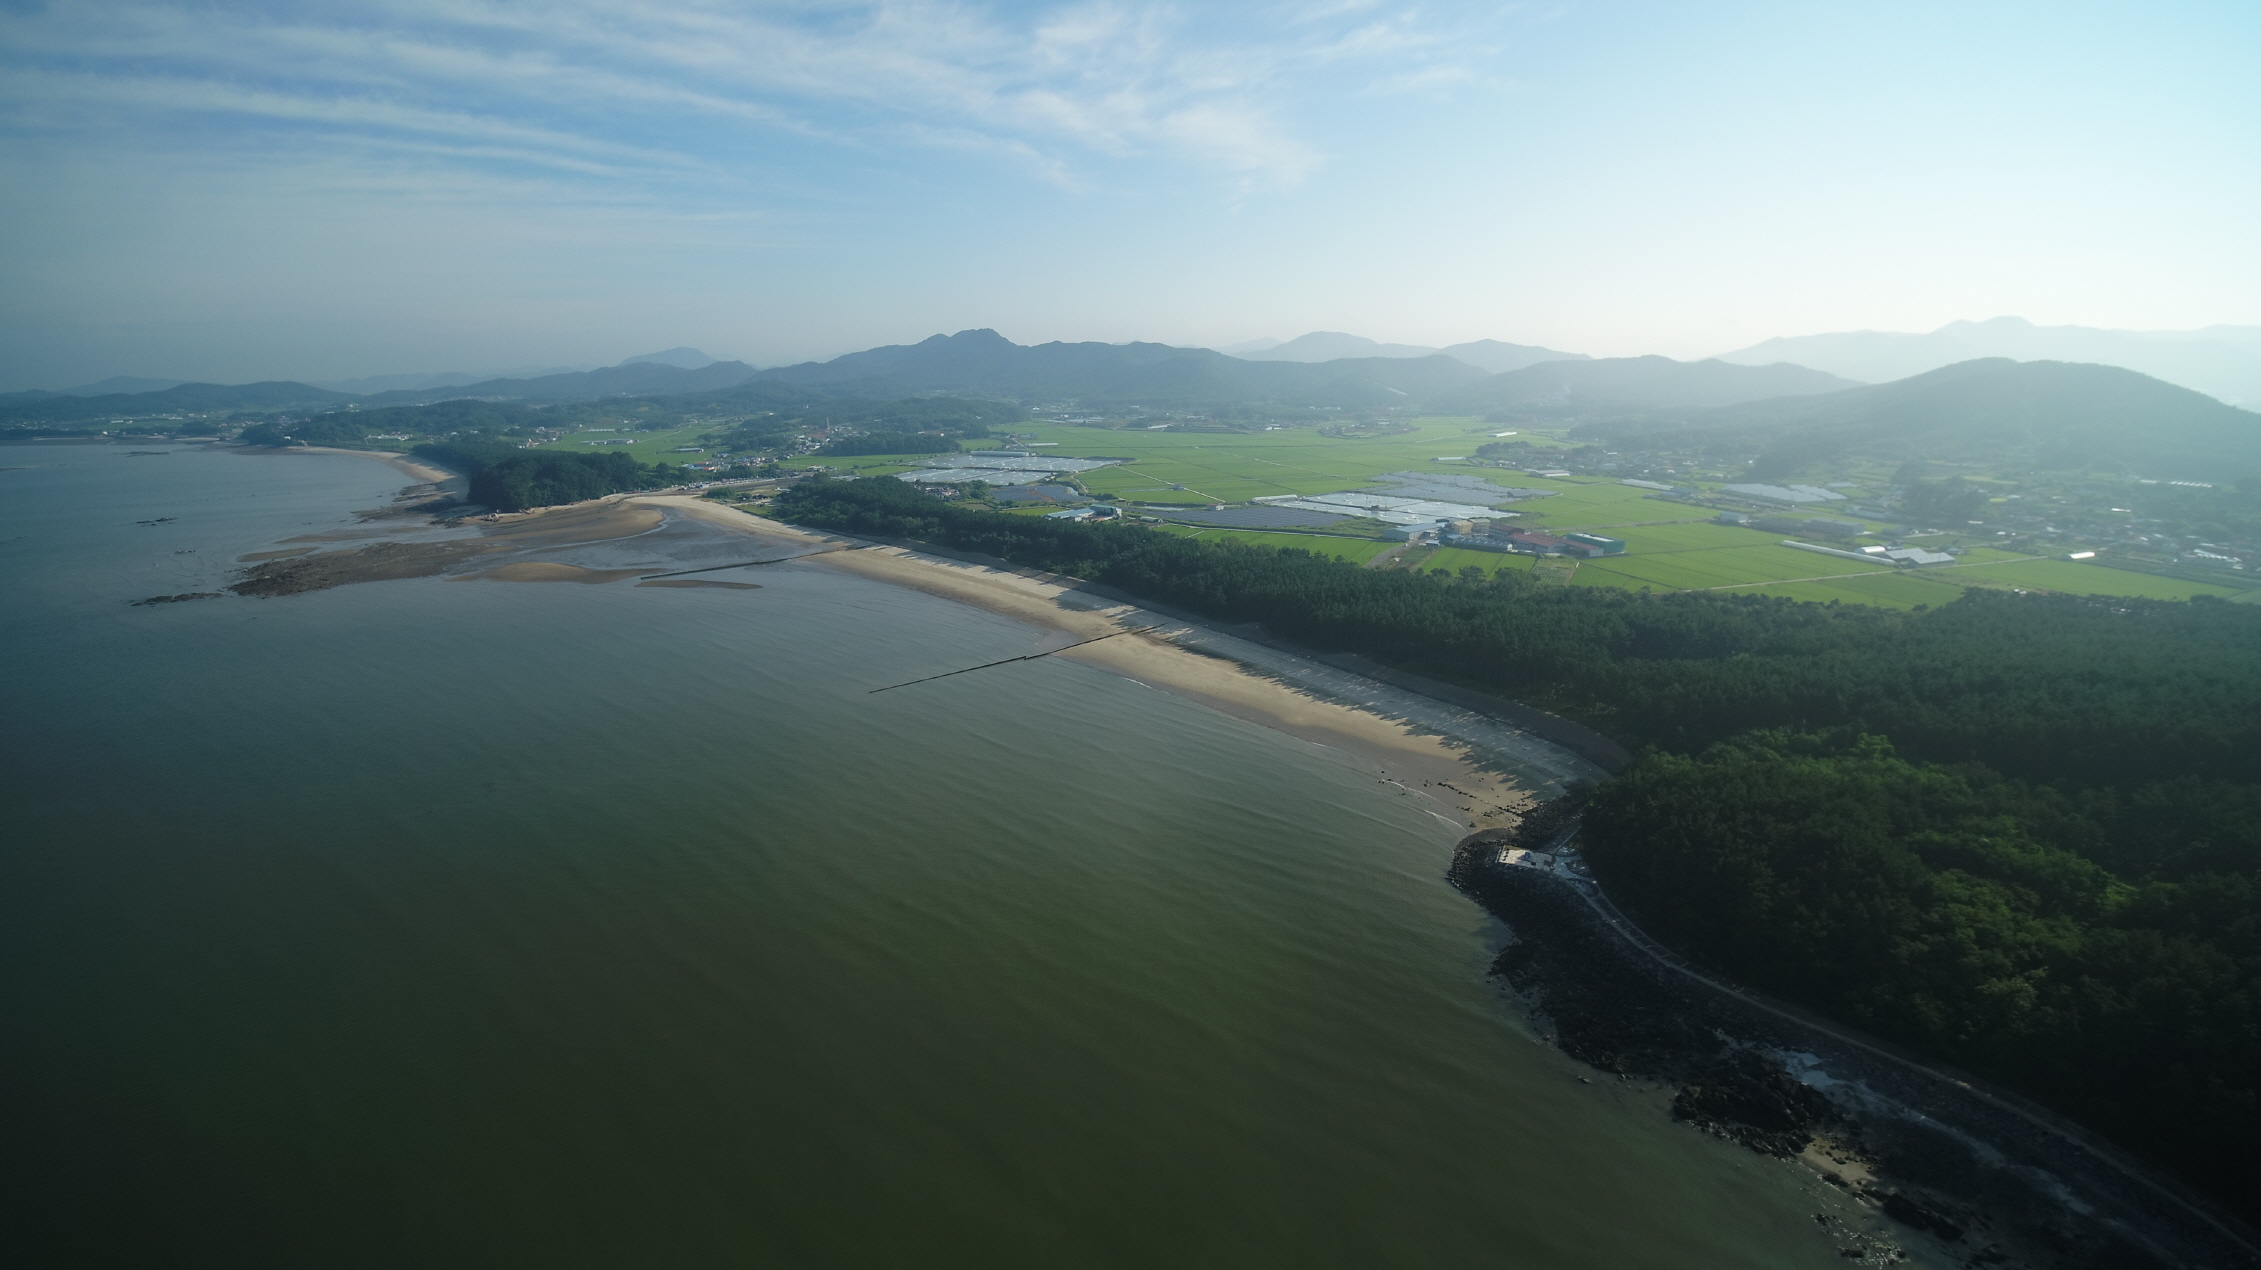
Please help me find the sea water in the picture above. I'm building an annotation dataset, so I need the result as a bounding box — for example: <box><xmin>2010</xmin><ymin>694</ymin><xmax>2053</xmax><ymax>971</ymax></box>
<box><xmin>0</xmin><ymin>444</ymin><xmax>1918</xmax><ymax>1267</ymax></box>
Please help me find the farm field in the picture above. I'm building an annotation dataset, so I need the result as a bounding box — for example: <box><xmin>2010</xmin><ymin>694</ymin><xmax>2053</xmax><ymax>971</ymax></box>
<box><xmin>1159</xmin><ymin>526</ymin><xmax>1396</xmax><ymax>563</ymax></box>
<box><xmin>764</xmin><ymin>423</ymin><xmax>2261</xmax><ymax>610</ymax></box>
<box><xmin>1950</xmin><ymin>557</ymin><xmax>2255</xmax><ymax>601</ymax></box>
<box><xmin>1510</xmin><ymin>481</ymin><xmax>1688</xmax><ymax>528</ymax></box>
<box><xmin>554</xmin><ymin>424</ymin><xmax>714</xmax><ymax>454</ymax></box>
<box><xmin>1596</xmin><ymin>521</ymin><xmax>1791</xmax><ymax>552</ymax></box>
<box><xmin>1571</xmin><ymin>542</ymin><xmax>1903</xmax><ymax>591</ymax></box>
<box><xmin>1422</xmin><ymin>546</ymin><xmax>1538</xmax><ymax>577</ymax></box>
<box><xmin>1736</xmin><ymin>572</ymin><xmax>1969</xmax><ymax>609</ymax></box>
<box><xmin>1012</xmin><ymin>417</ymin><xmax>1549</xmax><ymax>504</ymax></box>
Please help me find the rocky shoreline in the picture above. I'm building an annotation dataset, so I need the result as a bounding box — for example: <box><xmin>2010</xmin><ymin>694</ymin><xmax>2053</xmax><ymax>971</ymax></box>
<box><xmin>1449</xmin><ymin>837</ymin><xmax>2260</xmax><ymax>1270</ymax></box>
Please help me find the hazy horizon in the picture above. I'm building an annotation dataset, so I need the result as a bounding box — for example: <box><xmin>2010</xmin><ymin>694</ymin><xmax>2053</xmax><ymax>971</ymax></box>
<box><xmin>3</xmin><ymin>1</ymin><xmax>2255</xmax><ymax>390</ymax></box>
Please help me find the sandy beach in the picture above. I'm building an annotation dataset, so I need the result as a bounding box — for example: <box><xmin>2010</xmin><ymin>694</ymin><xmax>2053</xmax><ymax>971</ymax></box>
<box><xmin>238</xmin><ymin>444</ymin><xmax>456</xmax><ymax>485</ymax></box>
<box><xmin>225</xmin><ymin>476</ymin><xmax>1598</xmax><ymax>835</ymax></box>
<box><xmin>644</xmin><ymin>495</ymin><xmax>1604</xmax><ymax>836</ymax></box>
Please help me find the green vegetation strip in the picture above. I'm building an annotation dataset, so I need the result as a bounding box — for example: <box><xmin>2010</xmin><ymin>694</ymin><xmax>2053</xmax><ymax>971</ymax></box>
<box><xmin>775</xmin><ymin>474</ymin><xmax>2261</xmax><ymax>1213</ymax></box>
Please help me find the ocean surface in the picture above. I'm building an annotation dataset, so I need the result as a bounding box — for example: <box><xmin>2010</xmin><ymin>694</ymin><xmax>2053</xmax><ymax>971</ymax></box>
<box><xmin>1</xmin><ymin>444</ymin><xmax>1914</xmax><ymax>1267</ymax></box>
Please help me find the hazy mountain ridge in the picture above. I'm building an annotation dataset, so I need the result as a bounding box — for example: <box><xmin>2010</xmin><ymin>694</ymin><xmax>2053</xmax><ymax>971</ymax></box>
<box><xmin>0</xmin><ymin>380</ymin><xmax>354</xmax><ymax>423</ymax></box>
<box><xmin>314</xmin><ymin>365</ymin><xmax>593</xmax><ymax>395</ymax></box>
<box><xmin>748</xmin><ymin>328</ymin><xmax>1491</xmax><ymax>407</ymax></box>
<box><xmin>1230</xmin><ymin>331</ymin><xmax>1590</xmax><ymax>374</ymax></box>
<box><xmin>352</xmin><ymin>359</ymin><xmax>767</xmax><ymax>407</ymax></box>
<box><xmin>10</xmin><ymin>332</ymin><xmax>2254</xmax><ymax>478</ymax></box>
<box><xmin>1440</xmin><ymin>356</ymin><xmax>1861</xmax><ymax>417</ymax></box>
<box><xmin>619</xmin><ymin>347</ymin><xmax>718</xmax><ymax>369</ymax></box>
<box><xmin>1585</xmin><ymin>358</ymin><xmax>2261</xmax><ymax>480</ymax></box>
<box><xmin>1720</xmin><ymin>316</ymin><xmax>2261</xmax><ymax>405</ymax></box>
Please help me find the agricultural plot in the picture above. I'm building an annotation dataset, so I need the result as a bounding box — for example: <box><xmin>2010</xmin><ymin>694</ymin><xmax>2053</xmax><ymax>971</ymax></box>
<box><xmin>556</xmin><ymin>423</ymin><xmax>714</xmax><ymax>454</ymax></box>
<box><xmin>1951</xmin><ymin>558</ymin><xmax>2252</xmax><ymax>601</ymax></box>
<box><xmin>1513</xmin><ymin>481</ymin><xmax>1681</xmax><ymax>527</ymax></box>
<box><xmin>1737</xmin><ymin>572</ymin><xmax>1969</xmax><ymax>610</ymax></box>
<box><xmin>1598</xmin><ymin>521</ymin><xmax>1791</xmax><ymax>553</ymax></box>
<box><xmin>1422</xmin><ymin>547</ymin><xmax>1538</xmax><ymax>577</ymax></box>
<box><xmin>1572</xmin><ymin>543</ymin><xmax>1899</xmax><ymax>591</ymax></box>
<box><xmin>1015</xmin><ymin>418</ymin><xmax>1546</xmax><ymax>504</ymax></box>
<box><xmin>1159</xmin><ymin>526</ymin><xmax>1395</xmax><ymax>563</ymax></box>
<box><xmin>811</xmin><ymin>422</ymin><xmax>2261</xmax><ymax>612</ymax></box>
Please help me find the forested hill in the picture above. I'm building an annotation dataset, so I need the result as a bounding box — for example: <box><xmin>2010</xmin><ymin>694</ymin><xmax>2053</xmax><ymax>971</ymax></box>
<box><xmin>410</xmin><ymin>441</ymin><xmax>697</xmax><ymax>512</ymax></box>
<box><xmin>1588</xmin><ymin>358</ymin><xmax>2261</xmax><ymax>480</ymax></box>
<box><xmin>771</xmin><ymin>473</ymin><xmax>2261</xmax><ymax>1212</ymax></box>
<box><xmin>352</xmin><ymin>358</ymin><xmax>767</xmax><ymax>407</ymax></box>
<box><xmin>746</xmin><ymin>328</ymin><xmax>1491</xmax><ymax>407</ymax></box>
<box><xmin>0</xmin><ymin>380</ymin><xmax>351</xmax><ymax>423</ymax></box>
<box><xmin>1435</xmin><ymin>355</ymin><xmax>1860</xmax><ymax>418</ymax></box>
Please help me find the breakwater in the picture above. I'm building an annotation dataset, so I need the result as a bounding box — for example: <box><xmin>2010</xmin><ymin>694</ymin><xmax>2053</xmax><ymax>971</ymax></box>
<box><xmin>1449</xmin><ymin>837</ymin><xmax>2261</xmax><ymax>1270</ymax></box>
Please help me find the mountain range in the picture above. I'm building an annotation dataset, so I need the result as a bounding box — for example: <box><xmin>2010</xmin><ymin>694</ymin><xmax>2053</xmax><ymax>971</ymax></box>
<box><xmin>1586</xmin><ymin>358</ymin><xmax>2261</xmax><ymax>481</ymax></box>
<box><xmin>744</xmin><ymin>328</ymin><xmax>1489</xmax><ymax>406</ymax></box>
<box><xmin>1231</xmin><ymin>331</ymin><xmax>1590</xmax><ymax>374</ymax></box>
<box><xmin>1437</xmin><ymin>356</ymin><xmax>1858</xmax><ymax>417</ymax></box>
<box><xmin>1718</xmin><ymin>316</ymin><xmax>2261</xmax><ymax>406</ymax></box>
<box><xmin>8</xmin><ymin>331</ymin><xmax>2257</xmax><ymax>484</ymax></box>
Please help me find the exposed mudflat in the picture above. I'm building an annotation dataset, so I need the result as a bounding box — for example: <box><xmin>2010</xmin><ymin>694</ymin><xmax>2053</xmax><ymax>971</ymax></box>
<box><xmin>230</xmin><ymin>540</ymin><xmax>503</xmax><ymax>596</ymax></box>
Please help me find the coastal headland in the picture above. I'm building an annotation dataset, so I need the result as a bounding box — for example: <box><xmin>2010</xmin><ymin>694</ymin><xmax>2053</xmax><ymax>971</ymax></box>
<box><xmin>1451</xmin><ymin>841</ymin><xmax>2261</xmax><ymax>1270</ymax></box>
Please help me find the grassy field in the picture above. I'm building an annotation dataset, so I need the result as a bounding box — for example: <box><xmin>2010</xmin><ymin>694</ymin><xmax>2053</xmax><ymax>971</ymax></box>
<box><xmin>1158</xmin><ymin>525</ymin><xmax>1395</xmax><ymax>563</ymax></box>
<box><xmin>1573</xmin><ymin>542</ymin><xmax>1907</xmax><ymax>590</ymax></box>
<box><xmin>1948</xmin><ymin>557</ymin><xmax>2256</xmax><ymax>601</ymax></box>
<box><xmin>1734</xmin><ymin>572</ymin><xmax>1971</xmax><ymax>609</ymax></box>
<box><xmin>1420</xmin><ymin>546</ymin><xmax>1539</xmax><ymax>577</ymax></box>
<box><xmin>1011</xmin><ymin>417</ymin><xmax>1549</xmax><ymax>504</ymax></box>
<box><xmin>745</xmin><ymin>421</ymin><xmax>2259</xmax><ymax>610</ymax></box>
<box><xmin>551</xmin><ymin>424</ymin><xmax>716</xmax><ymax>455</ymax></box>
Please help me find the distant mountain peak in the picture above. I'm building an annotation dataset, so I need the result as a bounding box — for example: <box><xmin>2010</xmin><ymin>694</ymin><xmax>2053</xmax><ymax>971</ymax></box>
<box><xmin>931</xmin><ymin>329</ymin><xmax>1017</xmax><ymax>348</ymax></box>
<box><xmin>1718</xmin><ymin>318</ymin><xmax>2261</xmax><ymax>405</ymax></box>
<box><xmin>621</xmin><ymin>347</ymin><xmax>717</xmax><ymax>370</ymax></box>
<box><xmin>1239</xmin><ymin>332</ymin><xmax>1441</xmax><ymax>363</ymax></box>
<box><xmin>59</xmin><ymin>375</ymin><xmax>187</xmax><ymax>396</ymax></box>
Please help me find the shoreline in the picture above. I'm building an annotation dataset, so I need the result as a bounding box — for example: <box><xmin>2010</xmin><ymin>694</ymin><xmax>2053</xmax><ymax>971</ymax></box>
<box><xmin>231</xmin><ymin>442</ymin><xmax>456</xmax><ymax>485</ymax></box>
<box><xmin>642</xmin><ymin>496</ymin><xmax>1603</xmax><ymax>837</ymax></box>
<box><xmin>221</xmin><ymin>484</ymin><xmax>1596</xmax><ymax>836</ymax></box>
<box><xmin>1450</xmin><ymin>845</ymin><xmax>2261</xmax><ymax>1270</ymax></box>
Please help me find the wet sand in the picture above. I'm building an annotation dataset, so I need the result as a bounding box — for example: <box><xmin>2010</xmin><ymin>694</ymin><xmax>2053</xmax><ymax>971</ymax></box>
<box><xmin>643</xmin><ymin>496</ymin><xmax>1603</xmax><ymax>835</ymax></box>
<box><xmin>226</xmin><ymin>482</ymin><xmax>1597</xmax><ymax>834</ymax></box>
<box><xmin>239</xmin><ymin>444</ymin><xmax>455</xmax><ymax>485</ymax></box>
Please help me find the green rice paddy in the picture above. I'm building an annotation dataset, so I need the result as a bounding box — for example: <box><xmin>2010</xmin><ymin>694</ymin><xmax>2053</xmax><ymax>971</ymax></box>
<box><xmin>1159</xmin><ymin>525</ymin><xmax>1395</xmax><ymax>564</ymax></box>
<box><xmin>762</xmin><ymin>419</ymin><xmax>2259</xmax><ymax>610</ymax></box>
<box><xmin>1949</xmin><ymin>558</ymin><xmax>2255</xmax><ymax>601</ymax></box>
<box><xmin>555</xmin><ymin>424</ymin><xmax>714</xmax><ymax>455</ymax></box>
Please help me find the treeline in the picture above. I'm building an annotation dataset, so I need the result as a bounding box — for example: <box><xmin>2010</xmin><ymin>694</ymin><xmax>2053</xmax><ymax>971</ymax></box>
<box><xmin>1890</xmin><ymin>462</ymin><xmax>1990</xmax><ymax>523</ymax></box>
<box><xmin>772</xmin><ymin>475</ymin><xmax>2261</xmax><ymax>1206</ymax></box>
<box><xmin>1582</xmin><ymin>732</ymin><xmax>2257</xmax><ymax>1202</ymax></box>
<box><xmin>818</xmin><ymin>432</ymin><xmax>959</xmax><ymax>457</ymax></box>
<box><xmin>413</xmin><ymin>442</ymin><xmax>687</xmax><ymax>512</ymax></box>
<box><xmin>242</xmin><ymin>399</ymin><xmax>554</xmax><ymax>448</ymax></box>
<box><xmin>713</xmin><ymin>396</ymin><xmax>1023</xmax><ymax>452</ymax></box>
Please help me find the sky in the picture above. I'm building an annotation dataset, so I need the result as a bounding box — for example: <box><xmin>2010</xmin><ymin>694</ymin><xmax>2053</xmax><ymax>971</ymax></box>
<box><xmin>1</xmin><ymin>0</ymin><xmax>2256</xmax><ymax>389</ymax></box>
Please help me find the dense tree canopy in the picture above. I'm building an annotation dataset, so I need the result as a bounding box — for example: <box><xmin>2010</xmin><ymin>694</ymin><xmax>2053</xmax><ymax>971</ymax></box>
<box><xmin>774</xmin><ymin>474</ymin><xmax>2261</xmax><ymax>1206</ymax></box>
<box><xmin>414</xmin><ymin>442</ymin><xmax>684</xmax><ymax>511</ymax></box>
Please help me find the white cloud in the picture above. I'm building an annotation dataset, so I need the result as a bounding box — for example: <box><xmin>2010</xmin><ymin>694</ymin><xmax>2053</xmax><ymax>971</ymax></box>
<box><xmin>0</xmin><ymin>1</ymin><xmax>1494</xmax><ymax>191</ymax></box>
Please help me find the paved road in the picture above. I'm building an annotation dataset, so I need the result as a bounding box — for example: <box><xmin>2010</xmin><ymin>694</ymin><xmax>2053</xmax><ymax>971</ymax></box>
<box><xmin>1506</xmin><ymin>826</ymin><xmax>2257</xmax><ymax>1263</ymax></box>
